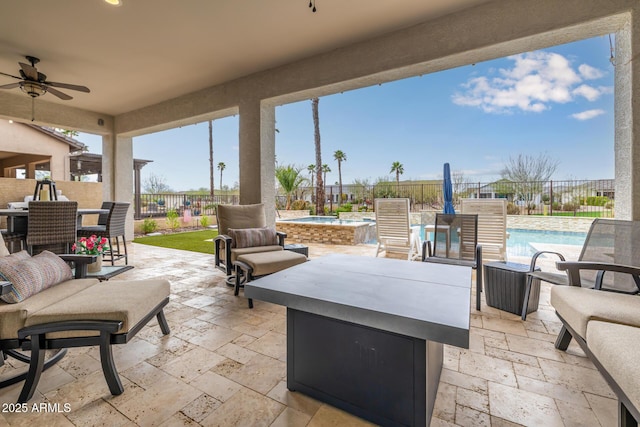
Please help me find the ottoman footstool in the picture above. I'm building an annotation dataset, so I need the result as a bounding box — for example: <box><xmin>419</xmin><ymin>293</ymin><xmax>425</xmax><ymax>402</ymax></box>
<box><xmin>234</xmin><ymin>251</ymin><xmax>307</xmax><ymax>308</ymax></box>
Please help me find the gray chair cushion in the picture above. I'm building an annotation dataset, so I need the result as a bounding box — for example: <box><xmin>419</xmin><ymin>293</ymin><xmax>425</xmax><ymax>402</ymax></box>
<box><xmin>237</xmin><ymin>251</ymin><xmax>307</xmax><ymax>276</ymax></box>
<box><xmin>586</xmin><ymin>321</ymin><xmax>640</xmax><ymax>412</ymax></box>
<box><xmin>550</xmin><ymin>286</ymin><xmax>640</xmax><ymax>340</ymax></box>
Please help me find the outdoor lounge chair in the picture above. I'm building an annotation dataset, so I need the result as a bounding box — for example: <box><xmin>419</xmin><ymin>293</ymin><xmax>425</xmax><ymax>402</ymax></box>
<box><xmin>422</xmin><ymin>213</ymin><xmax>483</xmax><ymax>310</ymax></box>
<box><xmin>0</xmin><ymin>232</ymin><xmax>170</xmax><ymax>403</ymax></box>
<box><xmin>214</xmin><ymin>203</ymin><xmax>287</xmax><ymax>285</ymax></box>
<box><xmin>374</xmin><ymin>198</ymin><xmax>420</xmax><ymax>261</ymax></box>
<box><xmin>460</xmin><ymin>198</ymin><xmax>508</xmax><ymax>261</ymax></box>
<box><xmin>522</xmin><ymin>218</ymin><xmax>640</xmax><ymax>321</ymax></box>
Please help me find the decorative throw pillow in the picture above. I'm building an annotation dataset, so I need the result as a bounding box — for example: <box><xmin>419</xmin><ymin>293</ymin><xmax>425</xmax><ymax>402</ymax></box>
<box><xmin>0</xmin><ymin>250</ymin><xmax>73</xmax><ymax>304</ymax></box>
<box><xmin>228</xmin><ymin>227</ymin><xmax>278</xmax><ymax>248</ymax></box>
<box><xmin>0</xmin><ymin>232</ymin><xmax>9</xmax><ymax>257</ymax></box>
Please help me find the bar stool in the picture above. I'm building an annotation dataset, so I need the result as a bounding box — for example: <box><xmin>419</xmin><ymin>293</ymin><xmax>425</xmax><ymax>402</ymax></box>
<box><xmin>33</xmin><ymin>179</ymin><xmax>58</xmax><ymax>201</ymax></box>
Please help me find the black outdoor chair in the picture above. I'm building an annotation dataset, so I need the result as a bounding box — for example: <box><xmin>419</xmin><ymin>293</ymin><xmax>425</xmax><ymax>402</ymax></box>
<box><xmin>77</xmin><ymin>202</ymin><xmax>129</xmax><ymax>265</ymax></box>
<box><xmin>422</xmin><ymin>213</ymin><xmax>483</xmax><ymax>310</ymax></box>
<box><xmin>523</xmin><ymin>218</ymin><xmax>640</xmax><ymax>321</ymax></box>
<box><xmin>214</xmin><ymin>203</ymin><xmax>286</xmax><ymax>285</ymax></box>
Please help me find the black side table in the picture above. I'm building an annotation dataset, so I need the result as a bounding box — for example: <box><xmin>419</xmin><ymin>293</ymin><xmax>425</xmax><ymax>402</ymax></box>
<box><xmin>484</xmin><ymin>262</ymin><xmax>541</xmax><ymax>318</ymax></box>
<box><xmin>284</xmin><ymin>243</ymin><xmax>309</xmax><ymax>257</ymax></box>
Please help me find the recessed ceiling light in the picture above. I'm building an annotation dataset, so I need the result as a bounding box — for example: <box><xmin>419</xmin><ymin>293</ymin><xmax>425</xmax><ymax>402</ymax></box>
<box><xmin>104</xmin><ymin>0</ymin><xmax>122</xmax><ymax>6</ymax></box>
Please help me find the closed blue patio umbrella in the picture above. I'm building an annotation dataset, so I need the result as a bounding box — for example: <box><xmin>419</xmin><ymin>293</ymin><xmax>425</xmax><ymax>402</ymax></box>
<box><xmin>443</xmin><ymin>163</ymin><xmax>455</xmax><ymax>214</ymax></box>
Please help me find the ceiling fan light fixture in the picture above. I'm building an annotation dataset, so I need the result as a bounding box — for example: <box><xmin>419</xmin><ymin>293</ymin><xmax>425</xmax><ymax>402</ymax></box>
<box><xmin>104</xmin><ymin>0</ymin><xmax>123</xmax><ymax>6</ymax></box>
<box><xmin>20</xmin><ymin>82</ymin><xmax>46</xmax><ymax>98</ymax></box>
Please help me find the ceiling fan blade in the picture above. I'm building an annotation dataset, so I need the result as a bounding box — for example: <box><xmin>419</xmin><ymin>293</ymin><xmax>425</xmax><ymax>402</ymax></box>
<box><xmin>0</xmin><ymin>82</ymin><xmax>20</xmax><ymax>89</ymax></box>
<box><xmin>19</xmin><ymin>62</ymin><xmax>39</xmax><ymax>80</ymax></box>
<box><xmin>0</xmin><ymin>71</ymin><xmax>21</xmax><ymax>80</ymax></box>
<box><xmin>46</xmin><ymin>81</ymin><xmax>90</xmax><ymax>93</ymax></box>
<box><xmin>46</xmin><ymin>86</ymin><xmax>73</xmax><ymax>100</ymax></box>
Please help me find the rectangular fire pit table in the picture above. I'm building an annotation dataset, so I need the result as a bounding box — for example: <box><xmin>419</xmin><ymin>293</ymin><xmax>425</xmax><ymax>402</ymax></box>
<box><xmin>245</xmin><ymin>253</ymin><xmax>471</xmax><ymax>427</ymax></box>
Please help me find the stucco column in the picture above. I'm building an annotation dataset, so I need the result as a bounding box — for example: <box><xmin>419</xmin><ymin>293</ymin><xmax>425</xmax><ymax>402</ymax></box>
<box><xmin>102</xmin><ymin>133</ymin><xmax>134</xmax><ymax>239</ymax></box>
<box><xmin>238</xmin><ymin>100</ymin><xmax>276</xmax><ymax>226</ymax></box>
<box><xmin>614</xmin><ymin>18</ymin><xmax>640</xmax><ymax>220</ymax></box>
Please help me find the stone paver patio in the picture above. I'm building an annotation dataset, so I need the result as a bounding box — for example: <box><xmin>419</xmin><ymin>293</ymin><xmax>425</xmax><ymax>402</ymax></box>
<box><xmin>0</xmin><ymin>242</ymin><xmax>617</xmax><ymax>426</ymax></box>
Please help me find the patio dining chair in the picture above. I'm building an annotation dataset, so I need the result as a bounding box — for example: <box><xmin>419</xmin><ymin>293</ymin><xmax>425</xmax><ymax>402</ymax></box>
<box><xmin>26</xmin><ymin>201</ymin><xmax>78</xmax><ymax>255</ymax></box>
<box><xmin>77</xmin><ymin>202</ymin><xmax>129</xmax><ymax>265</ymax></box>
<box><xmin>422</xmin><ymin>213</ymin><xmax>483</xmax><ymax>310</ymax></box>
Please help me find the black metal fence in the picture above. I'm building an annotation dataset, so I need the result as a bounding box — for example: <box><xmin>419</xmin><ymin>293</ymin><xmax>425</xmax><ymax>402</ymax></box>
<box><xmin>289</xmin><ymin>179</ymin><xmax>615</xmax><ymax>217</ymax></box>
<box><xmin>136</xmin><ymin>179</ymin><xmax>615</xmax><ymax>219</ymax></box>
<box><xmin>134</xmin><ymin>193</ymin><xmax>238</xmax><ymax>219</ymax></box>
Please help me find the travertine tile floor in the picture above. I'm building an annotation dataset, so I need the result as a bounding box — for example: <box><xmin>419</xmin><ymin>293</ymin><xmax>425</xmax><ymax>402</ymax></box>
<box><xmin>0</xmin><ymin>242</ymin><xmax>617</xmax><ymax>426</ymax></box>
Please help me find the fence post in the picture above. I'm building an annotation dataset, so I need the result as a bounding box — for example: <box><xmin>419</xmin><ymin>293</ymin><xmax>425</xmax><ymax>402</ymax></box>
<box><xmin>421</xmin><ymin>184</ymin><xmax>424</xmax><ymax>211</ymax></box>
<box><xmin>477</xmin><ymin>182</ymin><xmax>481</xmax><ymax>198</ymax></box>
<box><xmin>549</xmin><ymin>180</ymin><xmax>553</xmax><ymax>216</ymax></box>
<box><xmin>329</xmin><ymin>187</ymin><xmax>333</xmax><ymax>213</ymax></box>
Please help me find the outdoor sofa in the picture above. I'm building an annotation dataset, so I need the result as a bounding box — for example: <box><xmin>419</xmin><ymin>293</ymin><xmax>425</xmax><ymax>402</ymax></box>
<box><xmin>0</xmin><ymin>239</ymin><xmax>170</xmax><ymax>403</ymax></box>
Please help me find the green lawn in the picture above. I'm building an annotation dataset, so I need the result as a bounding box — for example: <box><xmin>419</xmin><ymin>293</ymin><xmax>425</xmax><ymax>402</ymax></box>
<box><xmin>133</xmin><ymin>230</ymin><xmax>218</xmax><ymax>255</ymax></box>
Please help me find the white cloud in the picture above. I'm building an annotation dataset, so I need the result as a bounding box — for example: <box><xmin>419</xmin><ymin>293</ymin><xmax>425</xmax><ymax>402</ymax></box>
<box><xmin>579</xmin><ymin>63</ymin><xmax>605</xmax><ymax>80</ymax></box>
<box><xmin>571</xmin><ymin>109</ymin><xmax>605</xmax><ymax>121</ymax></box>
<box><xmin>452</xmin><ymin>51</ymin><xmax>608</xmax><ymax>114</ymax></box>
<box><xmin>572</xmin><ymin>84</ymin><xmax>601</xmax><ymax>101</ymax></box>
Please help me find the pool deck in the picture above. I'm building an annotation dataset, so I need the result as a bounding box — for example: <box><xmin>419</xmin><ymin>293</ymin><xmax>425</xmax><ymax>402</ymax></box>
<box><xmin>0</xmin><ymin>241</ymin><xmax>608</xmax><ymax>427</ymax></box>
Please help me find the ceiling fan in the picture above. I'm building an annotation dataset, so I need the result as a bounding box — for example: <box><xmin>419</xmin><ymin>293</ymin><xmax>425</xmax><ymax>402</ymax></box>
<box><xmin>0</xmin><ymin>55</ymin><xmax>90</xmax><ymax>100</ymax></box>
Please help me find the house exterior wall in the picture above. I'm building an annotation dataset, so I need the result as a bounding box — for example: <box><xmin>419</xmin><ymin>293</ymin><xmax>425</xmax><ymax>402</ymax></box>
<box><xmin>0</xmin><ymin>177</ymin><xmax>103</xmax><ymax>228</ymax></box>
<box><xmin>0</xmin><ymin>120</ymin><xmax>70</xmax><ymax>180</ymax></box>
<box><xmin>0</xmin><ymin>0</ymin><xmax>638</xmax><ymax>227</ymax></box>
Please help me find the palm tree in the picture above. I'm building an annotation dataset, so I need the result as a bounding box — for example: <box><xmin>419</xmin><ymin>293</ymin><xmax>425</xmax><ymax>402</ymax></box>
<box><xmin>307</xmin><ymin>164</ymin><xmax>316</xmax><ymax>187</ymax></box>
<box><xmin>307</xmin><ymin>164</ymin><xmax>316</xmax><ymax>203</ymax></box>
<box><xmin>322</xmin><ymin>164</ymin><xmax>331</xmax><ymax>188</ymax></box>
<box><xmin>311</xmin><ymin>98</ymin><xmax>325</xmax><ymax>215</ymax></box>
<box><xmin>390</xmin><ymin>161</ymin><xmax>404</xmax><ymax>194</ymax></box>
<box><xmin>217</xmin><ymin>162</ymin><xmax>226</xmax><ymax>191</ymax></box>
<box><xmin>333</xmin><ymin>150</ymin><xmax>347</xmax><ymax>206</ymax></box>
<box><xmin>276</xmin><ymin>165</ymin><xmax>305</xmax><ymax>210</ymax></box>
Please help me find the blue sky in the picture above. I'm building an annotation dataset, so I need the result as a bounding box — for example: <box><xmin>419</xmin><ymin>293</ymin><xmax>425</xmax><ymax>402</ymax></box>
<box><xmin>80</xmin><ymin>35</ymin><xmax>615</xmax><ymax>191</ymax></box>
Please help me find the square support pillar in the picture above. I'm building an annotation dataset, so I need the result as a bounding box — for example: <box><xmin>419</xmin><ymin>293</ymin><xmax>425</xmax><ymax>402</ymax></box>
<box><xmin>239</xmin><ymin>100</ymin><xmax>276</xmax><ymax>226</ymax></box>
<box><xmin>614</xmin><ymin>19</ymin><xmax>640</xmax><ymax>220</ymax></box>
<box><xmin>102</xmin><ymin>134</ymin><xmax>134</xmax><ymax>239</ymax></box>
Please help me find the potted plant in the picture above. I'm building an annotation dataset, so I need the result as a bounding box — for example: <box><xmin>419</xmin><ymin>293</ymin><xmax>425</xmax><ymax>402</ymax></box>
<box><xmin>72</xmin><ymin>235</ymin><xmax>110</xmax><ymax>273</ymax></box>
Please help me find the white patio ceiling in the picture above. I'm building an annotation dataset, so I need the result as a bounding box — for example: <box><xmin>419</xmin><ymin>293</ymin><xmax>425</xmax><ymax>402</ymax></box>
<box><xmin>0</xmin><ymin>0</ymin><xmax>491</xmax><ymax>118</ymax></box>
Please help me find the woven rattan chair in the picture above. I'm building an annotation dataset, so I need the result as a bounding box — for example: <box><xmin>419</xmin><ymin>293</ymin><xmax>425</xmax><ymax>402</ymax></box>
<box><xmin>77</xmin><ymin>202</ymin><xmax>129</xmax><ymax>265</ymax></box>
<box><xmin>26</xmin><ymin>201</ymin><xmax>78</xmax><ymax>255</ymax></box>
<box><xmin>422</xmin><ymin>213</ymin><xmax>483</xmax><ymax>310</ymax></box>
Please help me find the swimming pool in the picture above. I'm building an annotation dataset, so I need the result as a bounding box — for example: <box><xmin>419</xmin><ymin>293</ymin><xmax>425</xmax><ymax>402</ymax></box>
<box><xmin>278</xmin><ymin>217</ymin><xmax>587</xmax><ymax>255</ymax></box>
<box><xmin>416</xmin><ymin>227</ymin><xmax>586</xmax><ymax>257</ymax></box>
<box><xmin>505</xmin><ymin>228</ymin><xmax>586</xmax><ymax>257</ymax></box>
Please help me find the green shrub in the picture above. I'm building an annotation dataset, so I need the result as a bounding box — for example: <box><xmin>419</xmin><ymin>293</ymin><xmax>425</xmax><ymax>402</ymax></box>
<box><xmin>166</xmin><ymin>209</ymin><xmax>180</xmax><ymax>230</ymax></box>
<box><xmin>551</xmin><ymin>202</ymin><xmax>562</xmax><ymax>211</ymax></box>
<box><xmin>290</xmin><ymin>200</ymin><xmax>311</xmax><ymax>210</ymax></box>
<box><xmin>200</xmin><ymin>215</ymin><xmax>210</xmax><ymax>228</ymax></box>
<box><xmin>562</xmin><ymin>202</ymin><xmax>580</xmax><ymax>213</ymax></box>
<box><xmin>584</xmin><ymin>196</ymin><xmax>609</xmax><ymax>207</ymax></box>
<box><xmin>142</xmin><ymin>217</ymin><xmax>158</xmax><ymax>234</ymax></box>
<box><xmin>506</xmin><ymin>202</ymin><xmax>520</xmax><ymax>215</ymax></box>
<box><xmin>335</xmin><ymin>203</ymin><xmax>353</xmax><ymax>214</ymax></box>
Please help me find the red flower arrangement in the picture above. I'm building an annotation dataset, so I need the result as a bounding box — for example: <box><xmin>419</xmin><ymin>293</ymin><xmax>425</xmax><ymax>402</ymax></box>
<box><xmin>72</xmin><ymin>235</ymin><xmax>109</xmax><ymax>255</ymax></box>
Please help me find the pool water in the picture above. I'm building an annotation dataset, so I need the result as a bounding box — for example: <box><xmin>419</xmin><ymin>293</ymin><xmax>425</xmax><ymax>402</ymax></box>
<box><xmin>505</xmin><ymin>228</ymin><xmax>586</xmax><ymax>257</ymax></box>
